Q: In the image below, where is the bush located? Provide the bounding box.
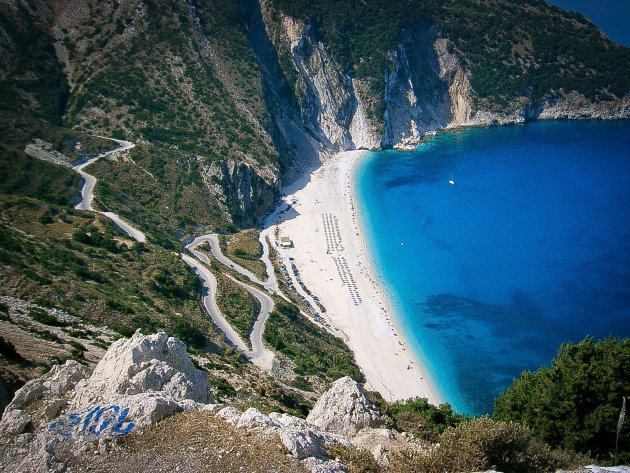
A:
[399,417,589,473]
[28,308,67,327]
[170,319,205,349]
[386,397,469,441]
[233,248,249,259]
[112,325,135,337]
[0,336,24,362]
[325,444,382,473]
[264,300,362,383]
[494,336,630,463]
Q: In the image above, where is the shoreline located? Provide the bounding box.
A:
[268,150,441,403]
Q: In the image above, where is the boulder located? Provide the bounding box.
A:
[70,330,212,409]
[5,360,91,413]
[306,376,381,438]
[224,408,351,461]
[352,427,428,467]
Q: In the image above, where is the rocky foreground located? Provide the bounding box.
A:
[0,331,406,472]
[0,331,627,473]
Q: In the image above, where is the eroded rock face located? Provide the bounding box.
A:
[306,376,381,438]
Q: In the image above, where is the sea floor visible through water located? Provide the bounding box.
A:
[355,119,630,415]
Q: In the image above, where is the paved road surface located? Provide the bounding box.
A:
[184,235,276,369]
[181,254,249,353]
[73,138,146,243]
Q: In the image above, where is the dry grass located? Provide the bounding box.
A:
[68,411,308,473]
[220,230,267,280]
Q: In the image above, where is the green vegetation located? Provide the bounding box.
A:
[215,270,258,344]
[0,196,220,353]
[27,308,68,327]
[325,444,383,473]
[0,336,24,362]
[399,416,589,473]
[495,336,630,463]
[434,0,630,108]
[219,230,268,280]
[265,300,362,383]
[386,397,469,441]
[0,2,68,129]
[170,319,206,349]
[1,4,629,464]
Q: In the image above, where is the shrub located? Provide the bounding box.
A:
[398,417,589,473]
[386,397,469,440]
[325,444,382,473]
[0,336,24,362]
[112,325,135,337]
[170,319,205,349]
[28,308,67,327]
[494,336,630,463]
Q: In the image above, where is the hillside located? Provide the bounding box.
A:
[0,1,629,470]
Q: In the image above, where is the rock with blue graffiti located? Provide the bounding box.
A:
[0,360,92,437]
[0,331,215,473]
[49,404,135,438]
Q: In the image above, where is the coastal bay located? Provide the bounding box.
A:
[356,119,630,415]
[265,151,441,403]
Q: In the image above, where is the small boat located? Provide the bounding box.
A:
[448,172,455,185]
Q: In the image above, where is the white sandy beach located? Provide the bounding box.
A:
[266,150,441,403]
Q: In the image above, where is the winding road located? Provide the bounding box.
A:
[181,253,250,353]
[187,235,277,293]
[73,138,146,243]
[184,235,276,370]
[72,137,279,369]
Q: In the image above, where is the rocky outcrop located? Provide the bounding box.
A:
[69,330,213,409]
[0,331,216,473]
[0,332,387,473]
[202,158,278,227]
[382,27,452,149]
[219,406,351,461]
[0,332,620,473]
[530,91,630,120]
[306,376,382,438]
[255,6,630,158]
[24,139,74,168]
[291,25,356,151]
[255,0,383,159]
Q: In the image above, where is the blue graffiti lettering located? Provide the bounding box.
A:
[49,405,135,438]
[89,405,118,436]
[49,420,70,438]
[81,406,101,433]
[111,407,134,434]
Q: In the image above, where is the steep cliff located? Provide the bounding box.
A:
[263,0,630,153]
[2,0,629,220]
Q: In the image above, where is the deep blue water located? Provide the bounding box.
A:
[355,120,630,416]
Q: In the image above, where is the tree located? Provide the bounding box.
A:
[494,337,630,463]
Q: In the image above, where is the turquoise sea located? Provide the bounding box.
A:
[355,120,630,416]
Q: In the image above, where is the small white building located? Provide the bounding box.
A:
[280,236,293,248]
